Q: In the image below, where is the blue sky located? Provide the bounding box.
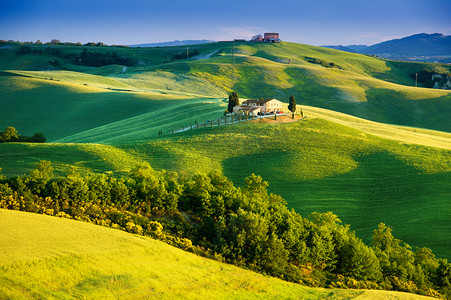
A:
[1,0,450,46]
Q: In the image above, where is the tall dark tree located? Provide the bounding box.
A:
[227,92,239,113]
[288,95,296,119]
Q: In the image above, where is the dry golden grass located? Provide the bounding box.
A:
[302,105,451,150]
[0,209,435,300]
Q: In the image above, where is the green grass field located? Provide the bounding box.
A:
[1,41,450,140]
[1,41,450,296]
[115,115,451,260]
[0,209,435,299]
[0,142,143,176]
[0,71,226,142]
[1,110,449,260]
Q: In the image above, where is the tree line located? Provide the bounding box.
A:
[0,161,449,299]
[5,39,128,47]
[0,127,45,143]
[73,49,136,67]
[15,45,136,67]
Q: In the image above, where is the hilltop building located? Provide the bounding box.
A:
[264,33,280,42]
[251,34,263,42]
[251,33,281,43]
[233,98,283,115]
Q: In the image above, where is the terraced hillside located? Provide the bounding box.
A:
[0,209,436,299]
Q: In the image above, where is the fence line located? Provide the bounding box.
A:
[160,112,303,137]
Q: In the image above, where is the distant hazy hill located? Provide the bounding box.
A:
[130,39,214,48]
[324,33,451,63]
[365,33,451,57]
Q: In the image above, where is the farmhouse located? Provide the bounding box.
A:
[251,33,281,43]
[233,98,283,115]
[251,34,263,42]
[264,33,281,43]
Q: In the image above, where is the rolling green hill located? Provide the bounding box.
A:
[178,43,451,132]
[0,209,436,299]
[1,108,450,261]
[115,114,451,260]
[1,41,451,296]
[1,41,450,142]
[0,70,226,142]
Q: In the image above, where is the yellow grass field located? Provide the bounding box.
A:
[0,209,436,299]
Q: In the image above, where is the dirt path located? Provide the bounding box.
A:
[192,49,220,61]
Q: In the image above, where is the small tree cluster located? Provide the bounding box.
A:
[74,49,135,67]
[0,127,45,143]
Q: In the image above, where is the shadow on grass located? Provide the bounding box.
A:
[223,151,451,260]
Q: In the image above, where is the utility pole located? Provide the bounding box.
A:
[415,73,418,87]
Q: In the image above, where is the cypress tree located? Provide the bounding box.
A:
[227,92,239,113]
[288,95,296,119]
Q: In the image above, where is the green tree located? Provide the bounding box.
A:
[227,92,239,113]
[415,247,439,283]
[336,233,382,281]
[25,160,54,195]
[288,95,296,119]
[261,232,289,276]
[372,223,416,282]
[0,126,18,142]
[0,168,4,181]
[435,259,451,297]
[31,133,46,143]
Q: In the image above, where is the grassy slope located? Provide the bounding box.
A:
[1,42,450,262]
[116,115,451,260]
[0,142,143,176]
[0,71,226,142]
[53,97,227,144]
[0,209,356,299]
[0,209,435,300]
[0,43,230,142]
[162,42,451,132]
[1,110,448,259]
[1,41,450,144]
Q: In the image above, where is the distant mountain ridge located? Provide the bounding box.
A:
[365,33,451,57]
[323,33,451,63]
[130,39,214,48]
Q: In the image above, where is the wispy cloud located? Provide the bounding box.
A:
[217,26,265,41]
